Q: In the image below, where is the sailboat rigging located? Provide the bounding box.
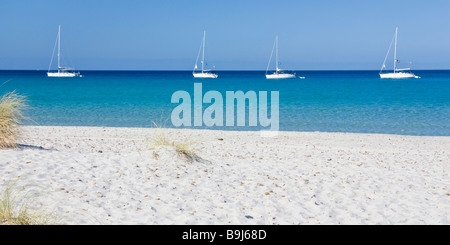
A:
[193,31,218,78]
[265,35,296,79]
[47,25,81,78]
[379,27,419,79]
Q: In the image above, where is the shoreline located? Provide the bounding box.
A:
[20,124,450,138]
[1,126,449,224]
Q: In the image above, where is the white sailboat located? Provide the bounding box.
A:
[265,35,296,79]
[47,25,81,78]
[379,27,419,79]
[193,31,218,78]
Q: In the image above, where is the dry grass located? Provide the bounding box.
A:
[151,131,171,147]
[150,122,203,163]
[152,132,202,163]
[173,141,202,163]
[0,179,55,225]
[0,90,27,149]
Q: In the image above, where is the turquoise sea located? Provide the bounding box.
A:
[1,70,449,136]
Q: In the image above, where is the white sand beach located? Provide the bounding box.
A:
[0,126,449,224]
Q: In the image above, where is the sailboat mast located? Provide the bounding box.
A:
[394,27,398,73]
[275,35,279,71]
[202,31,205,73]
[58,25,61,70]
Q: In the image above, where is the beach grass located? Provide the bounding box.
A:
[151,130,171,147]
[0,179,55,225]
[173,141,202,163]
[152,132,202,163]
[0,91,27,149]
[150,122,203,163]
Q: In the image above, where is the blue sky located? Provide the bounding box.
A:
[0,0,449,70]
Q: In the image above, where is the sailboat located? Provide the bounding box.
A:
[193,31,218,78]
[47,25,81,77]
[265,35,296,79]
[379,27,419,79]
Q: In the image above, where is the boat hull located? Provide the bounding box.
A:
[193,72,218,78]
[379,72,419,79]
[266,73,296,79]
[47,72,79,77]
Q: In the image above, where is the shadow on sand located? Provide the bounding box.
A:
[17,144,56,151]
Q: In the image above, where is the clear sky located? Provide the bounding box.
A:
[0,0,449,70]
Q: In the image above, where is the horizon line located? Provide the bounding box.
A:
[1,69,450,72]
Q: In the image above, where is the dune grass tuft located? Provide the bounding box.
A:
[150,122,204,163]
[173,142,202,163]
[0,179,55,225]
[152,133,201,163]
[0,90,27,149]
[151,131,171,147]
